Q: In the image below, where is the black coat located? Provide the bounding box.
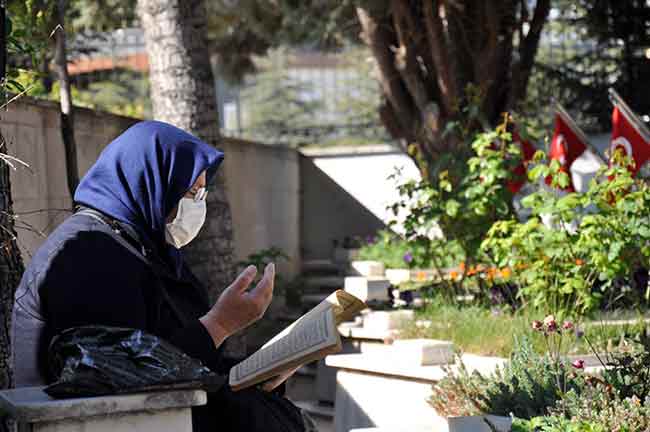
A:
[12,210,305,432]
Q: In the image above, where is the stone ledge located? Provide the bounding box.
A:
[326,353,507,383]
[0,387,207,423]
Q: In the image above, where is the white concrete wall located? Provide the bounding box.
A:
[2,98,301,277]
[299,146,420,260]
[221,138,301,276]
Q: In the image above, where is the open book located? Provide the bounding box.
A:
[229,290,366,391]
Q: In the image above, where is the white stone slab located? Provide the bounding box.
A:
[350,261,385,277]
[326,352,506,383]
[0,387,207,423]
[385,269,410,285]
[0,387,207,432]
[333,369,446,432]
[34,407,194,432]
[344,277,391,302]
[328,353,510,432]
[362,310,414,332]
[391,339,454,366]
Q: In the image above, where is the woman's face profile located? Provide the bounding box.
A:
[166,171,207,223]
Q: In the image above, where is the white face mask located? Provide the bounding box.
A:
[165,190,207,248]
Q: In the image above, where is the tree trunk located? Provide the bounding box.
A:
[54,0,80,199]
[0,141,25,427]
[1,5,25,431]
[356,1,551,178]
[137,0,242,356]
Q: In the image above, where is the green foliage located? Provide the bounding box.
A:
[357,230,413,269]
[482,152,650,317]
[237,246,289,274]
[599,329,650,401]
[528,1,650,133]
[429,338,583,419]
[514,331,650,431]
[403,299,649,357]
[49,71,151,118]
[357,230,464,270]
[392,118,532,300]
[514,394,650,432]
[4,3,46,95]
[239,48,323,147]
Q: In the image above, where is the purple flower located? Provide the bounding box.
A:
[572,359,585,370]
[575,327,585,339]
[403,251,414,264]
[562,321,574,331]
[489,288,504,305]
[532,320,543,331]
[366,235,376,245]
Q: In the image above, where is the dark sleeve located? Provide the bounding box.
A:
[39,230,224,372]
[168,320,226,372]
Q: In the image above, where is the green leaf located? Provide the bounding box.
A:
[445,199,461,217]
[7,79,25,92]
[528,164,546,181]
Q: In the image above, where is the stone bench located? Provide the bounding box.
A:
[0,386,206,432]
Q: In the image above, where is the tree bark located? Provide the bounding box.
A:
[355,1,551,177]
[1,6,25,431]
[54,0,80,200]
[137,0,243,356]
[0,140,25,426]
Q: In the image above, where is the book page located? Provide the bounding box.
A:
[228,290,366,391]
[258,290,365,351]
[229,307,339,390]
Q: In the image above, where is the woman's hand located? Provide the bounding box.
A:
[200,263,275,347]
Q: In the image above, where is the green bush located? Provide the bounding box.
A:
[503,324,650,431]
[482,151,650,317]
[357,230,416,269]
[392,117,532,300]
[429,338,583,419]
[513,395,650,432]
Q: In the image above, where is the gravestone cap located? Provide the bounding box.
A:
[0,386,207,423]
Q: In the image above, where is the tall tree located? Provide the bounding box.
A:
[533,0,650,132]
[136,0,243,356]
[208,1,552,179]
[0,4,26,428]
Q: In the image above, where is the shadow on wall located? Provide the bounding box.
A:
[300,156,386,261]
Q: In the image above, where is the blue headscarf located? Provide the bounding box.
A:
[74,121,224,273]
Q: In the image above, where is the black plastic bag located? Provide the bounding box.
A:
[44,326,225,398]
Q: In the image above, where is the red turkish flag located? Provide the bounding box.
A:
[546,113,588,191]
[610,106,650,175]
[507,131,536,194]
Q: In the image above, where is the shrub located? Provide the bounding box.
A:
[513,395,650,432]
[392,117,532,300]
[482,151,650,317]
[512,324,650,431]
[357,230,420,269]
[429,338,583,419]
